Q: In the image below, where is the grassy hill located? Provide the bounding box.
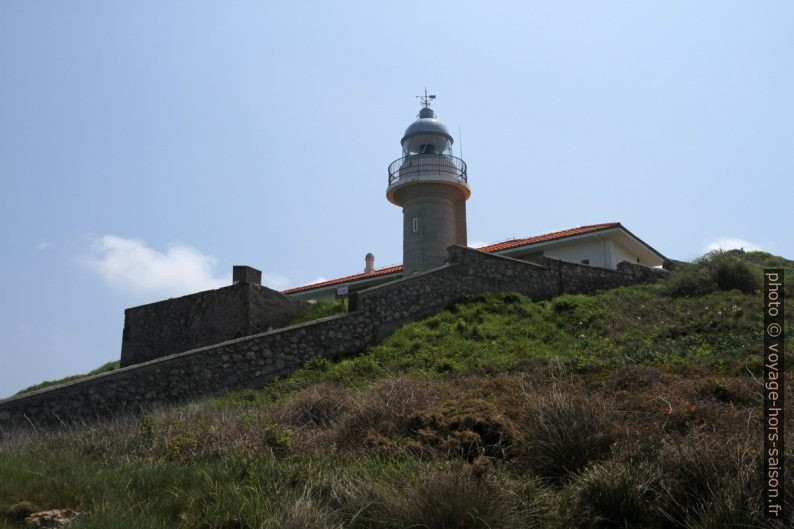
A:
[0,250,792,528]
[14,361,121,396]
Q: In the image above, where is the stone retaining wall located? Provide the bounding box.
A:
[0,245,666,431]
[0,312,373,429]
[121,282,307,367]
[355,246,665,339]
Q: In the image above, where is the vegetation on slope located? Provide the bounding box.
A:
[1,250,792,528]
[14,361,120,396]
[289,298,348,325]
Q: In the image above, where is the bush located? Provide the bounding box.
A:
[709,251,759,293]
[564,460,661,529]
[665,250,760,297]
[524,391,615,483]
[276,384,351,428]
[334,378,436,450]
[665,265,717,297]
[409,396,519,461]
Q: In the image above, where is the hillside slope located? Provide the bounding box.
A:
[0,250,792,529]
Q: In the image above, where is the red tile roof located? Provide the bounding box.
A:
[282,222,622,294]
[283,265,404,294]
[476,222,621,252]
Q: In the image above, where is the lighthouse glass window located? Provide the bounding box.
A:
[404,136,453,157]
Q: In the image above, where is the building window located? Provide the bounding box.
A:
[412,217,419,233]
[581,259,590,265]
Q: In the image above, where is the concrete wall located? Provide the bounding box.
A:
[0,246,665,431]
[543,238,610,268]
[121,283,307,367]
[395,183,468,275]
[609,239,641,267]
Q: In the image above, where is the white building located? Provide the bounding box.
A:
[284,222,665,303]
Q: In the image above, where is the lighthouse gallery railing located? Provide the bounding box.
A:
[387,154,467,186]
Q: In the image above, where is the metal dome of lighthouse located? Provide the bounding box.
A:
[400,106,454,151]
[387,93,469,204]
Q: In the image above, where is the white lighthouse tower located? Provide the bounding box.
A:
[387,93,470,275]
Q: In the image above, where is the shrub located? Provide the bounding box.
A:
[709,251,759,293]
[276,384,351,428]
[665,250,760,297]
[334,378,436,450]
[563,460,661,529]
[665,264,716,297]
[524,391,616,483]
[409,397,519,461]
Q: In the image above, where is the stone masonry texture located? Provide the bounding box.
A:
[120,282,307,367]
[0,246,667,431]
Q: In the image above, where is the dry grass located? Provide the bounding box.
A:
[563,460,660,529]
[521,388,616,484]
[1,367,790,528]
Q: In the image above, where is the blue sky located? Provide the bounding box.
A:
[1,1,791,397]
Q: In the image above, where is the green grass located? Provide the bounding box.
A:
[14,361,120,396]
[289,298,348,325]
[2,251,793,528]
[260,282,786,401]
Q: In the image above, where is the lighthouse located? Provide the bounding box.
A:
[387,94,470,275]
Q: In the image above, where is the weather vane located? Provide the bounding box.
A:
[416,88,436,108]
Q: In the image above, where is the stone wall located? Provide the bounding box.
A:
[353,246,664,339]
[121,282,307,367]
[0,246,666,431]
[1,312,374,428]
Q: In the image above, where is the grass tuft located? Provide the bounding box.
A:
[523,390,616,484]
[564,460,661,529]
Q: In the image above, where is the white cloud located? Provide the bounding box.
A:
[308,276,328,285]
[36,241,53,252]
[469,240,491,249]
[703,237,762,253]
[83,235,230,298]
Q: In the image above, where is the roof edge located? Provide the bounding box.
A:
[282,222,665,295]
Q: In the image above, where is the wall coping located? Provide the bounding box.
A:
[0,311,358,405]
[124,283,243,312]
[353,244,548,298]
